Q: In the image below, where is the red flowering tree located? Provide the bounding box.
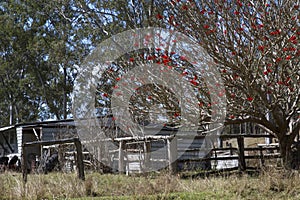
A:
[74,0,298,167]
[96,47,215,130]
[164,0,300,168]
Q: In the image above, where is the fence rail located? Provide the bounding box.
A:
[113,134,280,174]
[178,134,280,172]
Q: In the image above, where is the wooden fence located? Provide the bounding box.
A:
[20,134,281,179]
[22,138,85,182]
[112,134,280,174]
[179,134,280,172]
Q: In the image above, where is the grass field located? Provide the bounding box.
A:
[1,169,300,200]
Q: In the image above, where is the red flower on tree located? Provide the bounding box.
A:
[180,55,187,61]
[258,46,265,52]
[161,54,169,59]
[203,24,210,29]
[174,112,180,117]
[234,11,240,15]
[218,92,224,97]
[286,55,292,60]
[247,97,254,101]
[182,5,188,10]
[182,71,188,76]
[168,15,175,23]
[270,30,281,35]
[190,75,199,86]
[190,79,198,86]
[289,35,296,42]
[156,13,163,20]
[163,59,170,65]
[147,55,154,60]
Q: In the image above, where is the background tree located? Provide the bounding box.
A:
[0,0,120,124]
[0,0,168,125]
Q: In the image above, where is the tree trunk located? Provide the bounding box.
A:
[63,66,67,119]
[9,103,13,125]
[279,137,293,169]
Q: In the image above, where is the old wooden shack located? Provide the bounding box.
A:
[0,119,76,169]
[0,118,217,173]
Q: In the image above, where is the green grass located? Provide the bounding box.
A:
[1,169,300,200]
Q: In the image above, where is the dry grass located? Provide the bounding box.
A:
[1,169,300,199]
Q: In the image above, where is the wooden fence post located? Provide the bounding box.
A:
[237,136,246,171]
[259,146,265,167]
[144,141,151,171]
[22,144,27,183]
[118,141,125,173]
[74,139,85,181]
[167,136,178,174]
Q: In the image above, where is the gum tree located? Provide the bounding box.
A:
[0,0,112,123]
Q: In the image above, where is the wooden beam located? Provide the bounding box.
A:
[114,135,175,142]
[259,146,265,168]
[237,136,246,171]
[74,140,85,181]
[32,128,40,141]
[176,134,277,140]
[118,141,125,173]
[167,136,178,174]
[143,142,151,172]
[23,138,79,147]
[22,144,27,183]
[179,156,239,162]
[0,132,14,153]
